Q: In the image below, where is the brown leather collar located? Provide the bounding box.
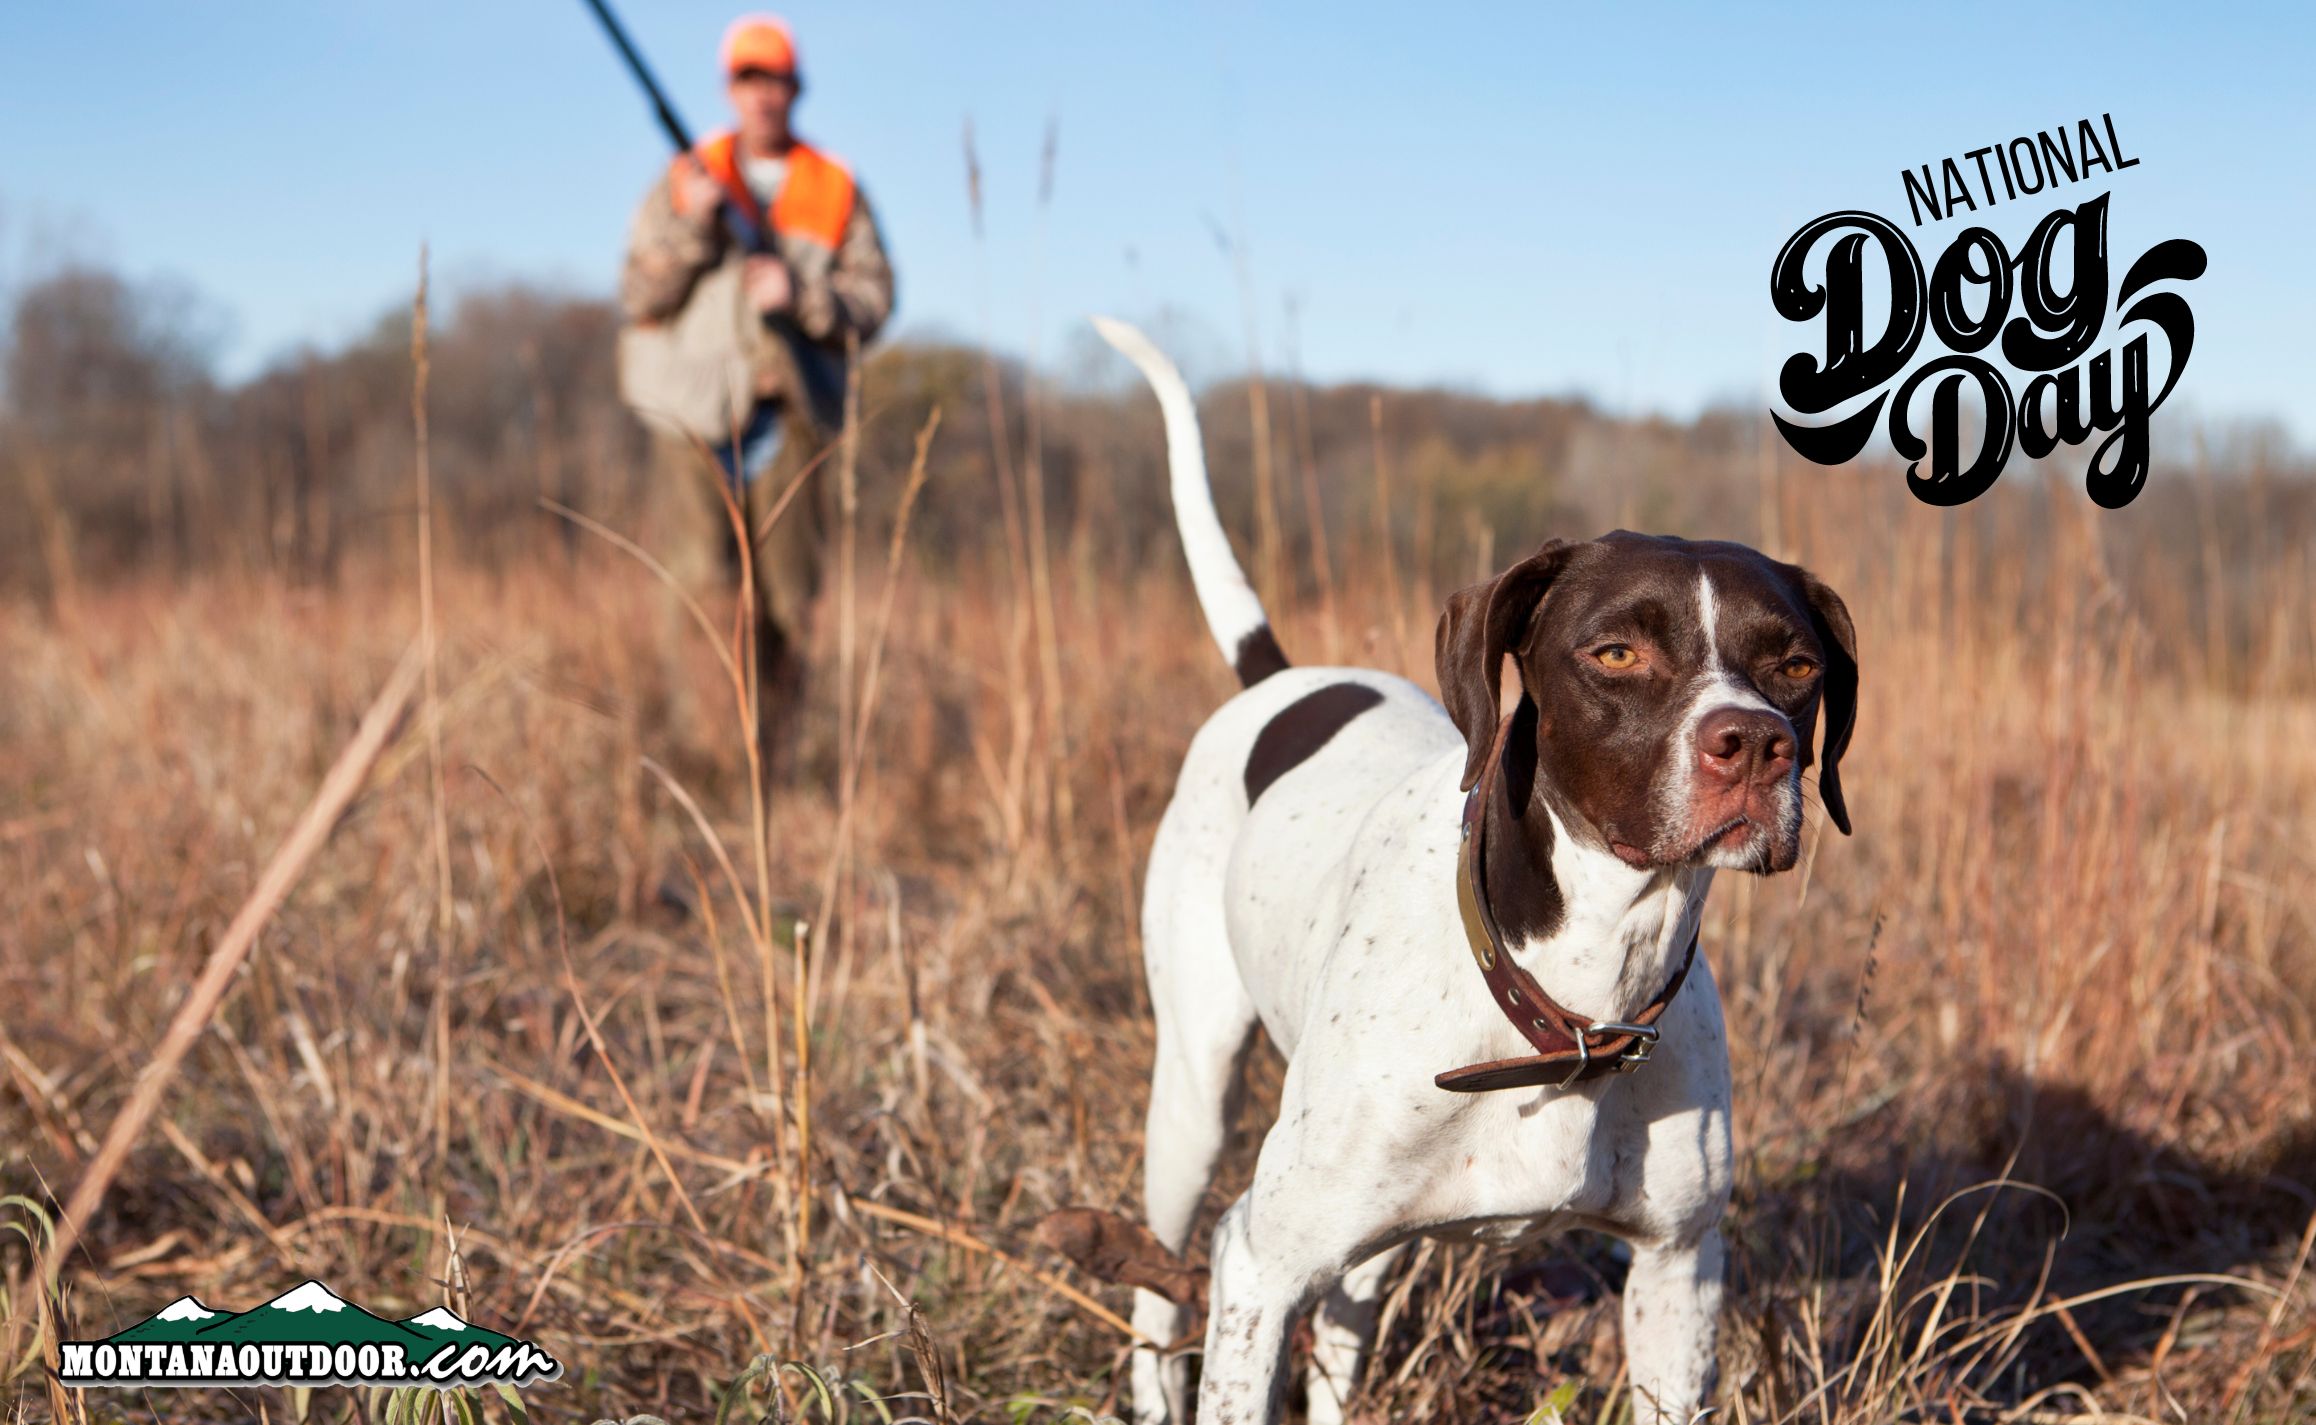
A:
[1435,713,1698,1094]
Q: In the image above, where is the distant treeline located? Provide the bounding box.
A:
[3,261,2309,664]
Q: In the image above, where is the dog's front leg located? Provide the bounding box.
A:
[1199,1191,1336,1425]
[1620,1227,1725,1425]
[1303,1242,1406,1425]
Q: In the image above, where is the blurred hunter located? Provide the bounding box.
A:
[618,13,895,742]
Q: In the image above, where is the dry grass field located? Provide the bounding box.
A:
[3,400,2313,1423]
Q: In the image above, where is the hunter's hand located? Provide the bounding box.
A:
[743,255,794,315]
[673,160,727,223]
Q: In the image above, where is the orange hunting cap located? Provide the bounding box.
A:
[721,14,799,78]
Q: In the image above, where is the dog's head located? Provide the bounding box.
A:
[1436,532,1858,873]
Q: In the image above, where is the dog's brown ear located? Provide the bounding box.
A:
[1794,567,1858,835]
[1436,539,1575,790]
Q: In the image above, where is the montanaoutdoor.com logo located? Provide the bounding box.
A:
[59,1280,562,1390]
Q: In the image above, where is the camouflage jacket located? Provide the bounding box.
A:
[620,135,894,408]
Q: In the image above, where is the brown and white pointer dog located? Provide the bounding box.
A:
[1092,319,1858,1425]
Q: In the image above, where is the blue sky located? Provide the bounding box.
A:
[4,2,2309,444]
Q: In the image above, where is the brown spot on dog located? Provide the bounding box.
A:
[1244,682,1385,803]
[1233,624,1290,686]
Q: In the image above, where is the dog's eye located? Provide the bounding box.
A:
[1592,644,1641,671]
[1780,656,1820,680]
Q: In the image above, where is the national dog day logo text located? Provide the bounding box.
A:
[1769,113,2206,509]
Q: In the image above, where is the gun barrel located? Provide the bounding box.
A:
[577,0,773,251]
[578,0,694,153]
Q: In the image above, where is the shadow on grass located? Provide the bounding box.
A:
[1353,1056,2315,1419]
[1735,1055,2315,1373]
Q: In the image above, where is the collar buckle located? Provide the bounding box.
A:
[1588,1020,1661,1072]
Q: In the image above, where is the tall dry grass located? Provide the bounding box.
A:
[0,412,2311,1424]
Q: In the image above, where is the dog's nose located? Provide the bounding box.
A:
[1695,706,1796,784]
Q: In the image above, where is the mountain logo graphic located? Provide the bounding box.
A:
[58,1280,561,1390]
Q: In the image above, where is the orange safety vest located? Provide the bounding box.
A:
[673,133,857,251]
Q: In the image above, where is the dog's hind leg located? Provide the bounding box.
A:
[1132,802,1258,1425]
[1132,1001,1254,1424]
[1303,1241,1406,1425]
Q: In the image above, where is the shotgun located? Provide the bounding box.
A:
[579,0,846,434]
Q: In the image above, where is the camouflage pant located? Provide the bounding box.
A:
[644,407,830,742]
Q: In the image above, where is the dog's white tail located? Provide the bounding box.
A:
[1092,316,1287,686]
